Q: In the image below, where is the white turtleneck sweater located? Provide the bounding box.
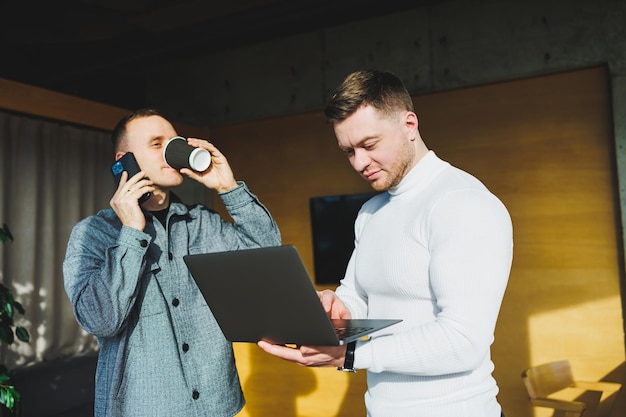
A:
[335,151,513,417]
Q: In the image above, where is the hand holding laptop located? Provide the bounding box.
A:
[317,289,351,320]
[256,289,352,366]
[257,339,348,368]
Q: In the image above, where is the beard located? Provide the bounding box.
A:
[369,142,416,191]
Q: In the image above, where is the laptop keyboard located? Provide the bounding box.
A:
[335,326,374,340]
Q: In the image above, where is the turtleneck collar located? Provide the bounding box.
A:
[388,150,449,197]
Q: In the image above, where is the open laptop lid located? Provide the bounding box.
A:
[183,245,400,346]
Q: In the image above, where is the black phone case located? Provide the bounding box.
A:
[111,152,151,204]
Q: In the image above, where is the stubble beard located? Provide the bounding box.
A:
[370,143,416,191]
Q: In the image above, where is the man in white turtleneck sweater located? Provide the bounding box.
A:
[258,70,513,417]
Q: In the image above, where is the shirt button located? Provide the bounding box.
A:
[168,252,173,260]
[182,343,189,352]
[172,298,179,307]
[139,239,148,247]
[192,390,200,400]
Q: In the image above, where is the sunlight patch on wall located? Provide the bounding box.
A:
[528,294,624,379]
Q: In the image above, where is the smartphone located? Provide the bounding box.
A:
[111,152,151,204]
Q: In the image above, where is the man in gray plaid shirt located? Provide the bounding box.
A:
[64,108,281,417]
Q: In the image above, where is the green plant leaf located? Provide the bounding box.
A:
[0,384,16,411]
[15,326,29,343]
[0,388,7,406]
[13,301,25,315]
[0,325,14,345]
[0,224,27,412]
[3,302,13,319]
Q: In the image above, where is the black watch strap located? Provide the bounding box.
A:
[337,341,357,372]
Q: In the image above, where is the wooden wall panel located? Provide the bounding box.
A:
[0,77,210,138]
[0,78,128,131]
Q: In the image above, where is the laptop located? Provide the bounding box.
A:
[183,245,401,346]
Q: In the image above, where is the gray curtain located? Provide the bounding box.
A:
[0,110,112,367]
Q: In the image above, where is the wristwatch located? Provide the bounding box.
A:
[337,341,357,372]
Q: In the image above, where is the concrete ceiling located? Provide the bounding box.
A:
[1,0,423,109]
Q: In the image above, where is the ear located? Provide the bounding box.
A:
[404,111,418,139]
[115,151,126,161]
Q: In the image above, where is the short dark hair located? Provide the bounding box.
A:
[324,70,414,123]
[111,108,164,151]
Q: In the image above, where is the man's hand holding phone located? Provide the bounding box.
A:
[112,153,152,204]
[110,153,154,231]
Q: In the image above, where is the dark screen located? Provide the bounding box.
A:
[309,192,378,284]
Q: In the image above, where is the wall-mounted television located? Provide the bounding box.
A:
[309,192,379,284]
